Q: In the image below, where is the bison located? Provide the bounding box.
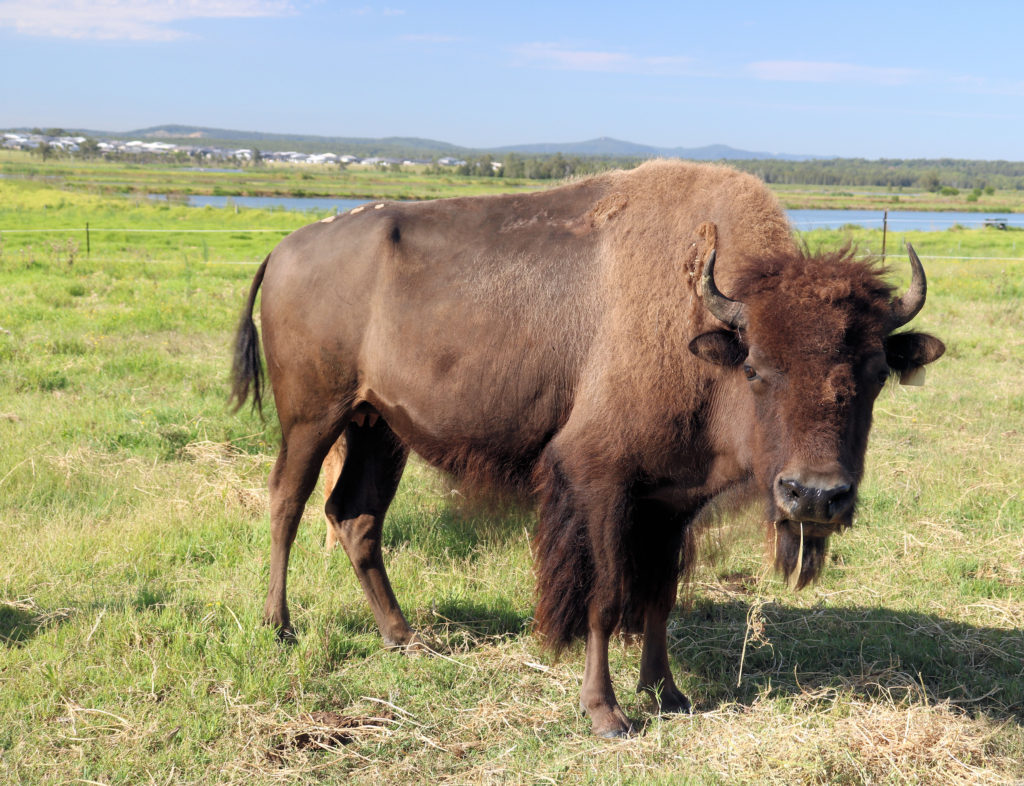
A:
[229,160,944,738]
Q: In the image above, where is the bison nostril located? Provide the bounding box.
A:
[827,484,853,515]
[779,478,802,500]
[776,477,806,516]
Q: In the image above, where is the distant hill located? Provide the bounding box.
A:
[492,136,827,161]
[120,125,469,159]
[31,124,825,161]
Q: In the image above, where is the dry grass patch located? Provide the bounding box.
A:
[180,440,272,517]
[200,626,1024,784]
[666,692,1015,785]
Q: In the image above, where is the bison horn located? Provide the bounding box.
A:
[889,243,927,329]
[701,248,748,330]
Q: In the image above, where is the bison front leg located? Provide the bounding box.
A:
[637,596,691,714]
[634,508,691,714]
[534,452,635,738]
[580,602,636,738]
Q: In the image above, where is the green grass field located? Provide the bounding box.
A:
[5,149,1024,212]
[1,176,1022,784]
[0,150,546,203]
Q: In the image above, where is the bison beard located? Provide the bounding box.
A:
[771,522,830,590]
[230,159,944,739]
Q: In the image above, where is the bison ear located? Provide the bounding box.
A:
[885,332,945,385]
[689,330,747,367]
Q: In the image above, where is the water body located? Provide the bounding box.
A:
[181,194,372,213]
[156,194,1022,231]
[788,209,1022,231]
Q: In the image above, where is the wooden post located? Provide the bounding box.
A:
[86,222,90,257]
[881,210,888,260]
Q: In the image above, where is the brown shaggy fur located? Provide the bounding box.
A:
[232,159,944,737]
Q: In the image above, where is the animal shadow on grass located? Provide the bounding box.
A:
[381,493,532,563]
[671,596,1024,723]
[318,602,530,670]
[0,601,46,646]
[428,600,531,642]
[320,500,532,658]
[1,588,171,648]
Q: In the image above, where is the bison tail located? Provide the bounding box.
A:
[532,456,594,651]
[228,254,269,416]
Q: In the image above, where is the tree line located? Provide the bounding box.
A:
[727,158,1024,191]
[27,136,1024,191]
[441,153,1024,191]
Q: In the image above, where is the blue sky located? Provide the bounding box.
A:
[1,1,1021,159]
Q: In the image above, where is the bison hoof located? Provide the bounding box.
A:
[638,682,692,714]
[383,629,434,654]
[658,690,692,715]
[596,725,636,739]
[275,625,297,644]
[583,704,636,739]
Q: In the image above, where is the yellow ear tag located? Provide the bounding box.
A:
[899,366,926,386]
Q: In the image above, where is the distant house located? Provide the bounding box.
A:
[0,132,378,168]
[3,133,37,150]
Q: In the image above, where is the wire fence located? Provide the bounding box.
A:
[2,224,1023,264]
[0,228,289,234]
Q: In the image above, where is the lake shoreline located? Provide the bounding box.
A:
[151,193,1024,231]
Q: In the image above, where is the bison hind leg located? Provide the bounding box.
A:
[265,418,346,637]
[325,417,415,649]
[322,437,346,550]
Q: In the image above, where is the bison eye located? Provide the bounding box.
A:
[743,364,758,381]
[876,369,890,387]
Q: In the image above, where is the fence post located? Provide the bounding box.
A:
[881,210,887,260]
[86,222,90,257]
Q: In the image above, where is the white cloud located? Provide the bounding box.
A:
[748,60,922,86]
[0,0,294,41]
[514,43,696,76]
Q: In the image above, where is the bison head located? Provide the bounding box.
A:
[689,241,944,588]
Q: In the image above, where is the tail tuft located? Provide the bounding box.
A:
[229,255,269,417]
